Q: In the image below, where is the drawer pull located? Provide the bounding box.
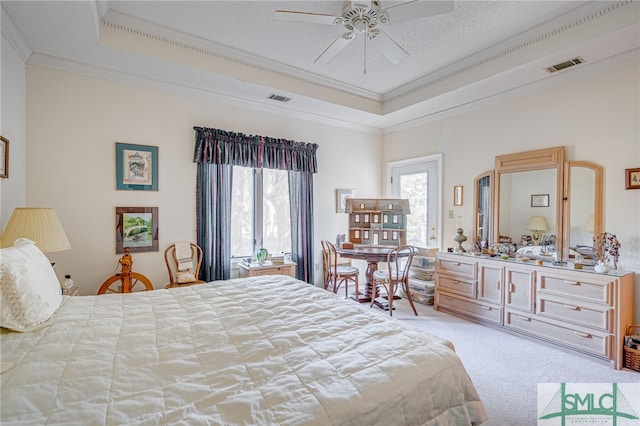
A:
[481,306,492,310]
[497,280,501,290]
[516,315,531,321]
[563,280,580,286]
[562,304,580,311]
[574,331,592,339]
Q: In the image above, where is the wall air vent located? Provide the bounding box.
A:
[545,57,585,73]
[267,94,291,103]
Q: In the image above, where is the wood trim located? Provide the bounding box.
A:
[495,146,564,173]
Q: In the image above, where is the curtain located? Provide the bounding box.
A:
[193,127,318,282]
[288,170,314,283]
[196,163,232,281]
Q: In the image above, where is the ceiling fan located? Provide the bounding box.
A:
[275,0,453,71]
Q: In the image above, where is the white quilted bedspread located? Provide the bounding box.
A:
[1,275,487,425]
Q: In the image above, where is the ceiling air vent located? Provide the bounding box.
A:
[267,94,291,103]
[545,57,585,73]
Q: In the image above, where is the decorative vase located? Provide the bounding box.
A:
[594,261,609,274]
[256,247,268,265]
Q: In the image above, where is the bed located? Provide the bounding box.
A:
[1,239,487,425]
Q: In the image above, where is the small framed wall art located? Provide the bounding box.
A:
[625,167,640,190]
[336,188,356,213]
[0,136,8,179]
[116,142,158,191]
[531,194,549,207]
[115,207,158,253]
[453,185,463,206]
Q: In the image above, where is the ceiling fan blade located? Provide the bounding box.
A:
[382,1,454,23]
[314,32,356,64]
[369,30,408,64]
[274,10,342,25]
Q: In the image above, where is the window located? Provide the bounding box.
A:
[231,167,291,258]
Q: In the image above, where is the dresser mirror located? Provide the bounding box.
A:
[472,171,493,249]
[563,161,603,263]
[476,146,604,263]
[493,146,565,257]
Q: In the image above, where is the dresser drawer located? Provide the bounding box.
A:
[537,272,611,304]
[436,292,502,324]
[436,275,476,297]
[505,309,610,358]
[436,256,477,279]
[537,294,612,332]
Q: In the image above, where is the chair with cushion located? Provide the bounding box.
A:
[371,245,418,316]
[164,242,206,289]
[321,240,359,298]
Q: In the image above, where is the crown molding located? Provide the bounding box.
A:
[1,4,33,62]
[26,53,383,135]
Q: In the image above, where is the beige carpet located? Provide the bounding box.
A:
[361,296,639,425]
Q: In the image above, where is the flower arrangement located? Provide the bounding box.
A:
[594,232,620,269]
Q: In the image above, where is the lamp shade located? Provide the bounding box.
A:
[526,216,548,231]
[1,208,71,253]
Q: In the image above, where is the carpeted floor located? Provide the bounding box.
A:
[362,297,639,425]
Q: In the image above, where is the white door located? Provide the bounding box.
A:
[388,155,442,248]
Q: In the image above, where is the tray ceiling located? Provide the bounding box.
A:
[2,1,639,131]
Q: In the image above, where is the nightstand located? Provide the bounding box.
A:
[238,261,296,278]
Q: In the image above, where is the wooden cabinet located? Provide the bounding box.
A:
[345,198,410,246]
[435,252,634,369]
[238,261,296,278]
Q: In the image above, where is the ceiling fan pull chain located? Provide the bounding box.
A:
[363,29,367,74]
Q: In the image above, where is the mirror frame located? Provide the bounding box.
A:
[494,146,565,256]
[562,161,603,261]
[473,170,494,250]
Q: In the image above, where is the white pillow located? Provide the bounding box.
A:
[0,238,63,332]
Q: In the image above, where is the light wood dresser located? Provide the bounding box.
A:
[435,252,635,369]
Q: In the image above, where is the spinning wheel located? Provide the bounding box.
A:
[97,248,154,294]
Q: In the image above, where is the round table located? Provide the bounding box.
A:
[336,245,414,308]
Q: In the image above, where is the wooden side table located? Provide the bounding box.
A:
[238,261,296,278]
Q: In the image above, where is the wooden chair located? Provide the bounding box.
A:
[321,240,359,298]
[164,242,206,289]
[371,245,418,316]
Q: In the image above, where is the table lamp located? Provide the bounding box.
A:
[1,208,71,254]
[527,216,548,245]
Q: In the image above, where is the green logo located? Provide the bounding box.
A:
[539,383,639,425]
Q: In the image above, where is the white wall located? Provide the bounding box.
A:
[382,60,640,321]
[0,30,26,228]
[21,66,381,294]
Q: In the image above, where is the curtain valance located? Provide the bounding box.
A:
[193,127,318,173]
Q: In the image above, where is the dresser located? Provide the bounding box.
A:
[435,252,635,369]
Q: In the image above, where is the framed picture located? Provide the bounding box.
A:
[0,136,9,179]
[625,168,640,190]
[531,194,549,207]
[116,142,158,191]
[336,188,356,213]
[115,207,158,253]
[453,185,463,206]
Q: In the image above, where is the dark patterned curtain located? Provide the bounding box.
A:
[196,163,232,281]
[193,127,318,282]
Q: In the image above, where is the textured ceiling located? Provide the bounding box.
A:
[2,1,639,130]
